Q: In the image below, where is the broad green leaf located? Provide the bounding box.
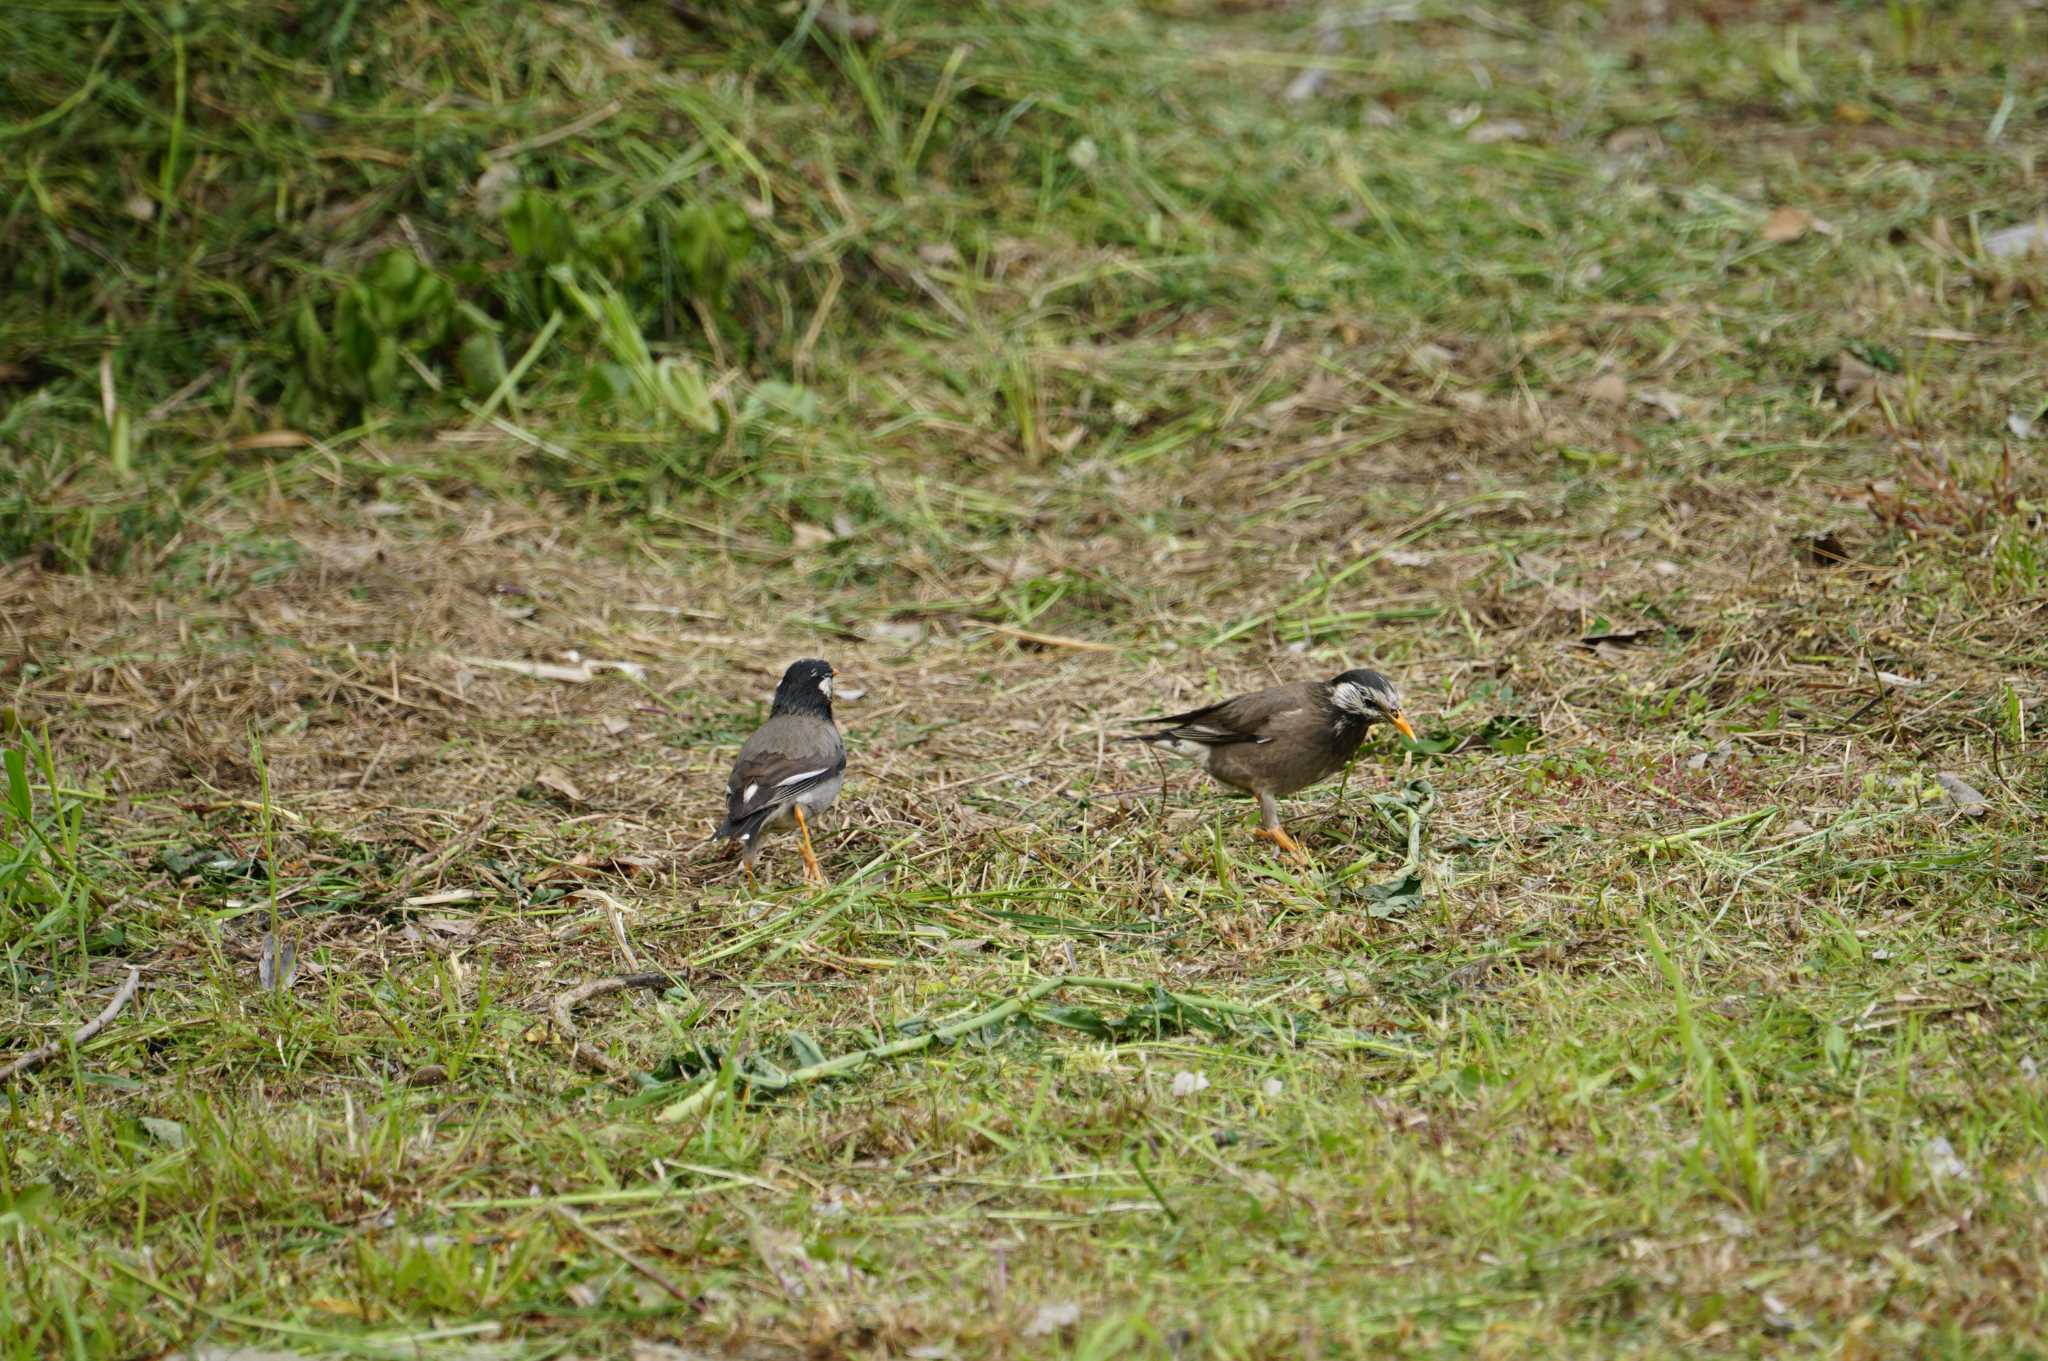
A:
[457,332,508,398]
[140,1117,189,1149]
[1347,871,1423,919]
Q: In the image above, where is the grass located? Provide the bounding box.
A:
[4,0,2048,1355]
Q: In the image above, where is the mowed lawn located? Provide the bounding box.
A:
[3,2,2046,1357]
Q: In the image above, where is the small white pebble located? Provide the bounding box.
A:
[1923,1136,1972,1182]
[1024,1301,1081,1337]
[1170,1070,1209,1098]
[1262,1077,1283,1099]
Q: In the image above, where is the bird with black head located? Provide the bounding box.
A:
[713,658,846,886]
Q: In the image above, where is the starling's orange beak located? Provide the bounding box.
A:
[1391,713,1418,742]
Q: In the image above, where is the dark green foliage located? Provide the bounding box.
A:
[672,199,752,306]
[292,249,455,411]
[1,4,769,448]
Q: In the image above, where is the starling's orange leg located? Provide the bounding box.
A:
[792,805,828,885]
[1253,824,1312,867]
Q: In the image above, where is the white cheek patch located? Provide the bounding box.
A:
[776,768,828,787]
[1337,682,1399,717]
[742,783,759,804]
[820,676,834,698]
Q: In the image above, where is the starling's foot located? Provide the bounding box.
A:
[793,806,829,886]
[1252,825,1312,867]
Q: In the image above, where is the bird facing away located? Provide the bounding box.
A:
[1125,668,1416,864]
[713,658,846,886]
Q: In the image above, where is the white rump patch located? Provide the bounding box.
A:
[776,768,828,787]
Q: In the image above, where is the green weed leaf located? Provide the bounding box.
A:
[503,189,576,264]
[139,1117,189,1148]
[457,332,508,398]
[1360,871,1423,918]
[2,748,29,823]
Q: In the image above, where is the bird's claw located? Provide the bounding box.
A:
[793,806,831,888]
[1252,826,1312,867]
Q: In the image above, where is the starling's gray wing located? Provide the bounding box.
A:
[715,714,845,844]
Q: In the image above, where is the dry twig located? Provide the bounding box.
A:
[970,621,1121,653]
[550,970,686,1077]
[551,1202,694,1302]
[0,967,142,1084]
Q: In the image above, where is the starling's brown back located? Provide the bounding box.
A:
[1196,681,1370,796]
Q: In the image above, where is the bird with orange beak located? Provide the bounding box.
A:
[1125,668,1417,865]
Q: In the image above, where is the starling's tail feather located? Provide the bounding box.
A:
[1121,709,1194,739]
[711,801,782,845]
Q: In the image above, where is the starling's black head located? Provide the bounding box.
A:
[1327,668,1417,739]
[770,658,837,719]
